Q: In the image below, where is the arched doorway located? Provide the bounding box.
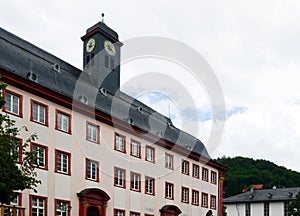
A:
[159,205,182,216]
[87,206,99,216]
[77,188,110,216]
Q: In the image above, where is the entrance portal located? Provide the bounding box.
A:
[77,188,110,216]
[159,205,182,216]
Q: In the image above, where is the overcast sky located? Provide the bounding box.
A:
[1,0,300,172]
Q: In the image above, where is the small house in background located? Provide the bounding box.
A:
[223,187,300,216]
[242,184,264,193]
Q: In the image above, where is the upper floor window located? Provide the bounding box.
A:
[130,212,140,216]
[30,195,47,216]
[3,90,22,117]
[192,164,200,178]
[114,167,126,188]
[264,202,270,216]
[31,100,48,126]
[211,171,217,184]
[165,153,173,169]
[145,146,155,163]
[56,109,71,134]
[86,122,100,143]
[114,209,125,216]
[246,202,251,216]
[55,199,71,216]
[31,143,48,170]
[201,193,208,208]
[182,160,189,175]
[192,190,199,206]
[55,149,71,175]
[130,172,141,192]
[130,140,141,158]
[115,133,126,153]
[202,167,209,182]
[86,158,99,182]
[181,187,189,203]
[165,182,174,200]
[210,195,217,209]
[145,176,155,195]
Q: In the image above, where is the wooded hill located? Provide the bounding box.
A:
[216,156,300,198]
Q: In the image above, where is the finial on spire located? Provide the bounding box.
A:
[101,13,105,23]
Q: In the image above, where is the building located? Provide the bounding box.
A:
[223,187,300,216]
[0,20,226,216]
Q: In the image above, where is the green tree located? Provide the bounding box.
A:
[288,191,300,216]
[0,79,40,204]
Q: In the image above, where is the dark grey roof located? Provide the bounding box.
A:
[0,26,212,161]
[223,187,300,203]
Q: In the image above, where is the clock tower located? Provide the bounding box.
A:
[81,17,123,95]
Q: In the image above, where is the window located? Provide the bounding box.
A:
[11,193,21,216]
[201,193,208,208]
[114,167,126,188]
[202,167,209,181]
[3,90,22,117]
[264,202,269,216]
[245,203,251,216]
[192,190,199,206]
[145,176,155,195]
[130,172,141,192]
[56,110,71,134]
[86,158,99,181]
[181,187,189,203]
[211,171,217,184]
[130,211,140,216]
[55,150,71,175]
[31,100,48,126]
[55,199,71,216]
[86,122,100,143]
[114,209,125,216]
[165,182,174,200]
[31,143,48,170]
[130,140,141,158]
[30,195,47,216]
[210,195,217,209]
[192,164,199,178]
[165,153,173,169]
[145,146,155,163]
[115,133,126,153]
[182,160,189,175]
[105,55,115,70]
[284,201,289,216]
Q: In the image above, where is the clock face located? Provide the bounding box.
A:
[104,40,116,56]
[86,38,96,53]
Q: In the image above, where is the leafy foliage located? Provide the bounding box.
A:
[288,191,300,216]
[0,79,40,203]
[217,156,300,197]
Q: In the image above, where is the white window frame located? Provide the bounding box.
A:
[87,122,99,143]
[131,172,141,191]
[5,91,21,115]
[145,176,155,195]
[115,134,125,152]
[192,190,199,205]
[130,140,140,158]
[87,159,98,181]
[115,167,125,188]
[31,197,45,216]
[146,146,154,162]
[182,160,189,175]
[181,187,189,203]
[32,144,46,168]
[201,193,208,207]
[56,151,69,174]
[32,102,46,124]
[165,182,173,199]
[57,111,70,133]
[165,153,173,169]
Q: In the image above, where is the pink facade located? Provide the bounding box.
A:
[0,21,226,216]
